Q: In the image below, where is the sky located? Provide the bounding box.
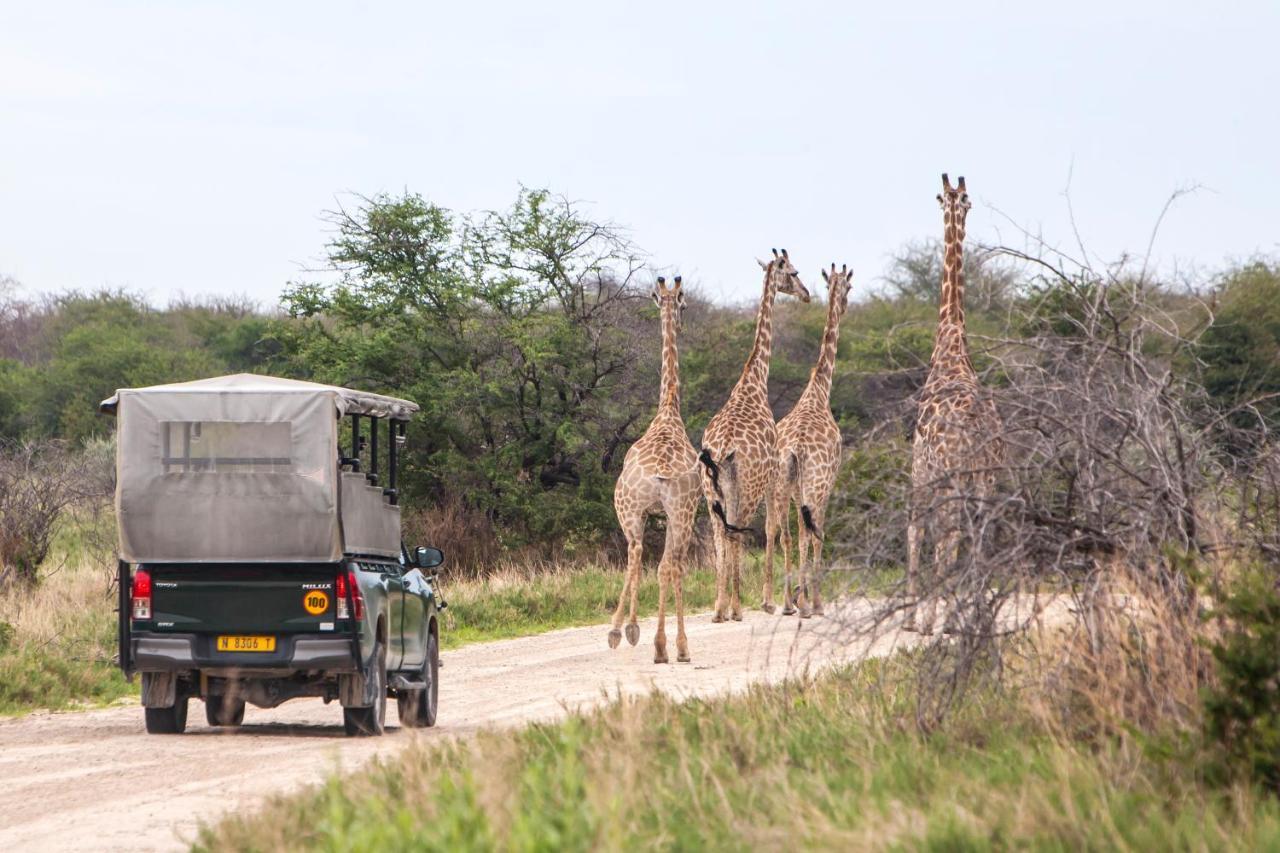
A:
[2,1,1277,307]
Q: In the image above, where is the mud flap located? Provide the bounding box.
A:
[339,658,378,708]
[141,671,177,708]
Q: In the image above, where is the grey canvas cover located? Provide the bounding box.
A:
[102,374,418,564]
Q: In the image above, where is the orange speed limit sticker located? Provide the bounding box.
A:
[303,590,330,615]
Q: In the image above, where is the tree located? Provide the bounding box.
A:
[276,189,657,549]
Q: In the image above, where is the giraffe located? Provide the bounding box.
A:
[765,263,853,618]
[699,249,810,623]
[609,276,702,663]
[904,174,1005,635]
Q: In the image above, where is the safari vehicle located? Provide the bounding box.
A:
[101,374,445,736]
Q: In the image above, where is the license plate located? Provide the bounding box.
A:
[216,635,276,652]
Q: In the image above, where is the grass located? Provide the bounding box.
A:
[193,652,1280,852]
[438,556,771,649]
[0,513,134,715]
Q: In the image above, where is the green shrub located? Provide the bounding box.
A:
[1203,566,1280,791]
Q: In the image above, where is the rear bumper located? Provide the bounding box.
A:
[132,632,359,673]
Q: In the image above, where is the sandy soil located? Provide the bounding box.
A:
[0,603,912,852]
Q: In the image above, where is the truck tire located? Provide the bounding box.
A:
[205,693,246,727]
[343,638,387,737]
[144,696,189,734]
[398,630,439,728]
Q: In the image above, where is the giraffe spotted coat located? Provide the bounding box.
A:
[766,263,852,617]
[699,249,810,622]
[610,276,701,663]
[906,174,1006,634]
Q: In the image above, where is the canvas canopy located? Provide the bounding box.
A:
[101,374,419,564]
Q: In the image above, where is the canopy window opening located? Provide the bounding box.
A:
[160,421,293,474]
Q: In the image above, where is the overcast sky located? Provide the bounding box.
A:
[2,1,1277,306]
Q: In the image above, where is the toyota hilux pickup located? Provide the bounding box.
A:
[102,373,445,736]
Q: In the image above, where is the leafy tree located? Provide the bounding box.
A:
[276,189,654,549]
[1200,260,1280,429]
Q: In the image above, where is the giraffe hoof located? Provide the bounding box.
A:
[800,608,812,620]
[608,629,622,649]
[782,606,796,616]
[761,602,776,615]
[654,651,669,665]
[625,623,640,646]
[731,610,743,622]
[677,651,691,663]
[712,613,726,624]
[812,604,825,617]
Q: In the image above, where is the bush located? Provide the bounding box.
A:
[1203,566,1280,791]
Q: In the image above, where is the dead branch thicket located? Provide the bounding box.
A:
[0,438,114,587]
[825,236,1279,730]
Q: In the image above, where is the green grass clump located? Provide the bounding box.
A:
[195,656,1280,852]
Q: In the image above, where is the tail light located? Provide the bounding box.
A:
[131,568,152,620]
[337,569,364,621]
[336,572,350,620]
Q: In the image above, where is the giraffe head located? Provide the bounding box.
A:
[651,275,687,329]
[819,263,853,315]
[757,248,811,302]
[937,173,971,225]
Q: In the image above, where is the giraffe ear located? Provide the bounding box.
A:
[821,268,830,282]
[651,290,660,307]
[758,258,770,271]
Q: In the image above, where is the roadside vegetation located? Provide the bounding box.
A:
[440,557,769,650]
[195,598,1280,852]
[0,513,130,715]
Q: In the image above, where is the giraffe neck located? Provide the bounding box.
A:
[804,292,844,404]
[739,268,777,393]
[657,299,681,413]
[932,208,971,367]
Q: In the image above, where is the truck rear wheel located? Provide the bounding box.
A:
[398,631,439,728]
[343,639,387,737]
[205,693,246,727]
[144,697,189,734]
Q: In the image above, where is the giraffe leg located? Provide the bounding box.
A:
[671,494,696,662]
[809,508,826,617]
[610,511,645,648]
[762,485,780,614]
[729,535,743,621]
[780,502,796,616]
[625,535,643,646]
[932,530,962,636]
[711,512,728,623]
[654,557,670,664]
[796,508,812,619]
[903,513,923,632]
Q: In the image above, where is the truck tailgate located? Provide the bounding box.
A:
[148,564,342,634]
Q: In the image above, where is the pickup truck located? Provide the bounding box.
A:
[102,374,445,736]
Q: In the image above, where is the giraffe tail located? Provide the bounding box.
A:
[791,450,822,540]
[800,505,822,540]
[701,449,755,538]
[711,500,756,538]
[698,449,724,499]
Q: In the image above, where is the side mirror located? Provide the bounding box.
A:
[414,546,444,569]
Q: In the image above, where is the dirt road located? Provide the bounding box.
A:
[0,604,904,852]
